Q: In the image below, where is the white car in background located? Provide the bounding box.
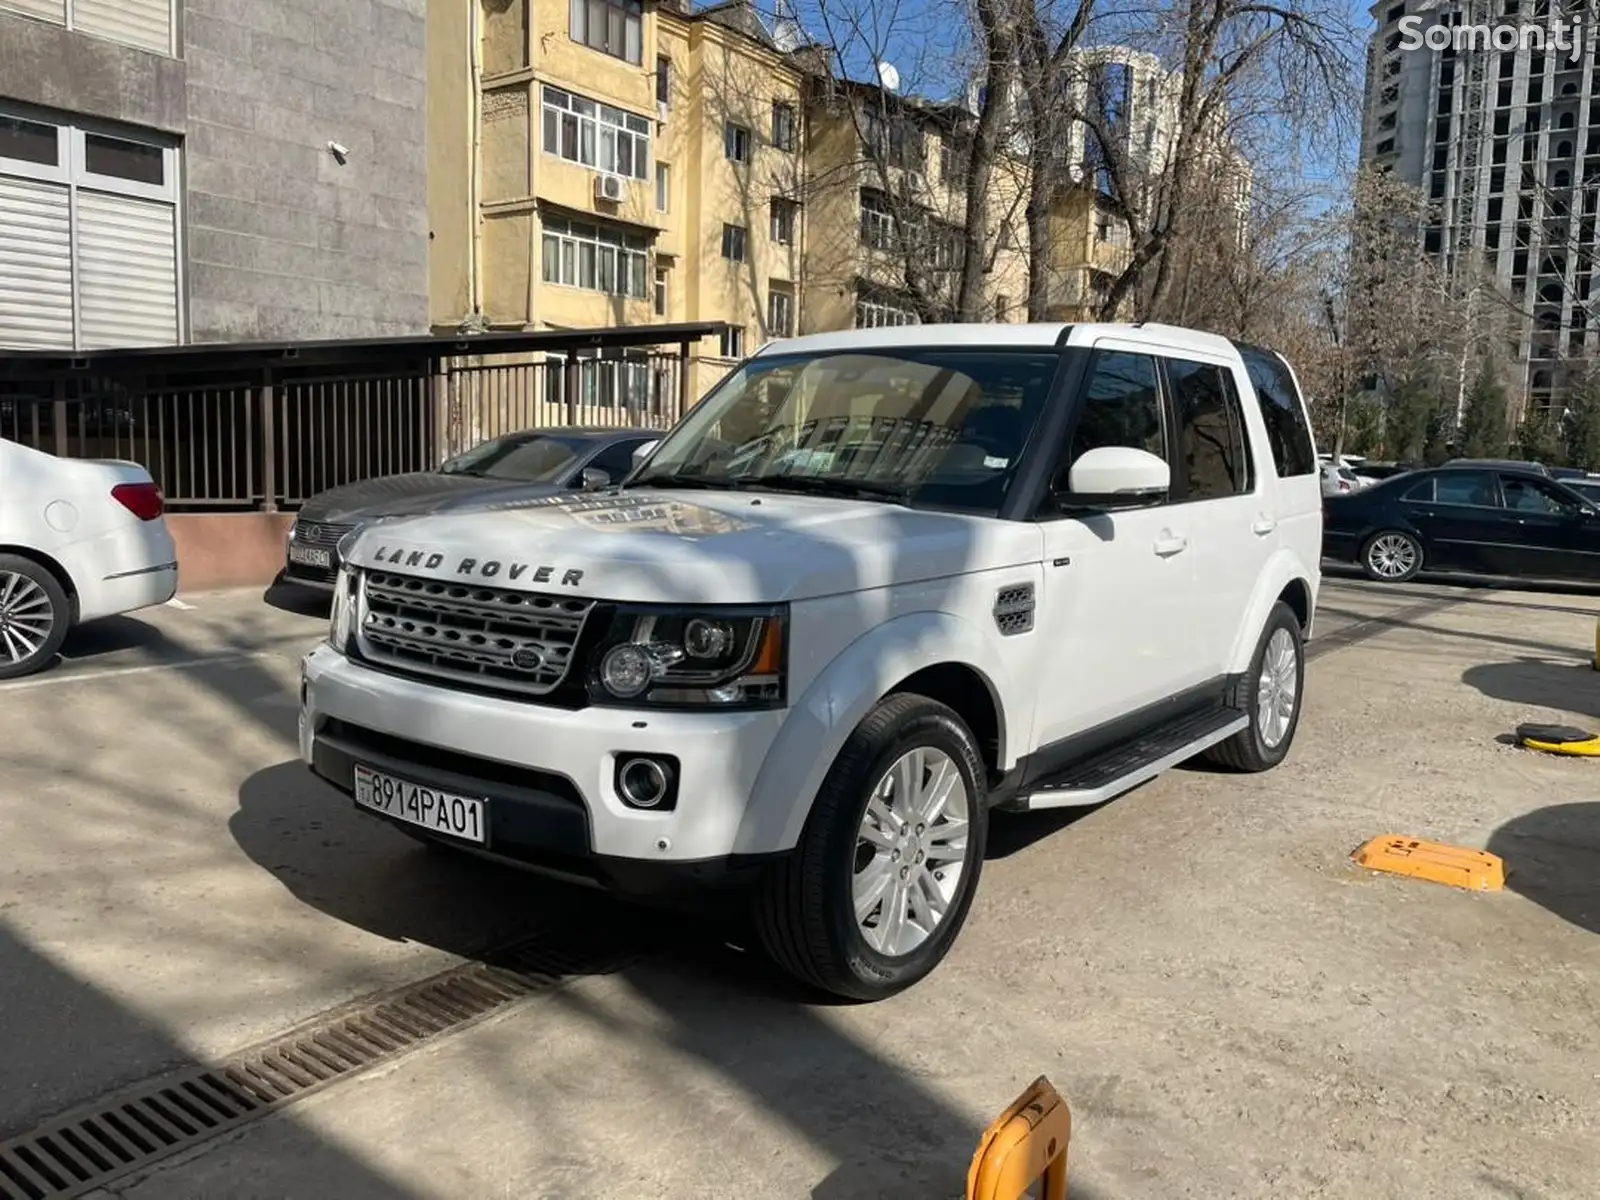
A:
[0,439,178,679]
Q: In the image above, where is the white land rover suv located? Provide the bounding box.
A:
[299,322,1322,1001]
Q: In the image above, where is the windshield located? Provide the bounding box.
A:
[438,432,588,483]
[629,348,1063,514]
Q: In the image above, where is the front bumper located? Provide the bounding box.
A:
[299,644,791,877]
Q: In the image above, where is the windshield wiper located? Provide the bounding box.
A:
[739,475,911,505]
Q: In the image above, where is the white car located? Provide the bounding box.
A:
[298,322,1322,1000]
[0,439,179,679]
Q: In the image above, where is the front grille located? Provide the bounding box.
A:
[293,520,354,550]
[356,569,597,696]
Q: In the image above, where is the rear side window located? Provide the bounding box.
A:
[1430,470,1498,506]
[1238,345,1317,478]
[1166,357,1251,501]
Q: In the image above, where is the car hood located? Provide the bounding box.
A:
[296,472,561,524]
[341,488,1042,604]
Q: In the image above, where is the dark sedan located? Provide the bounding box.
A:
[283,426,662,588]
[1323,463,1600,583]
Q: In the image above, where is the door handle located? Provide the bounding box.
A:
[1252,517,1277,536]
[1153,534,1188,557]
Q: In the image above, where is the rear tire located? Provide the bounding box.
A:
[755,693,989,1002]
[0,554,70,681]
[1205,600,1305,773]
[1361,530,1423,582]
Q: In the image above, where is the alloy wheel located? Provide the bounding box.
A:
[1256,627,1299,749]
[0,571,54,667]
[1367,533,1418,580]
[852,746,971,957]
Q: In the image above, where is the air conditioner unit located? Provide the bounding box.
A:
[594,173,625,203]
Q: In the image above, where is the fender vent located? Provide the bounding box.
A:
[993,583,1035,636]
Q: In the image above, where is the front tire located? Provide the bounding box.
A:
[1361,530,1423,582]
[755,693,989,1002]
[0,555,70,681]
[1205,600,1305,773]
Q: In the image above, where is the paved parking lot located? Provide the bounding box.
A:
[2,571,1599,1198]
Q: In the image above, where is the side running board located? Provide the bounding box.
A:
[1002,705,1248,812]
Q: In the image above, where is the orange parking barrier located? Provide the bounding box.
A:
[966,1076,1071,1200]
[1351,835,1505,892]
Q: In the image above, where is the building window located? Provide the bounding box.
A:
[721,223,747,262]
[0,109,180,350]
[570,0,642,65]
[994,294,1009,322]
[724,122,752,164]
[771,101,797,152]
[541,86,651,180]
[656,56,672,106]
[860,189,897,250]
[653,266,668,317]
[0,0,173,56]
[861,109,924,171]
[720,326,745,358]
[540,215,650,299]
[769,197,798,245]
[768,285,793,337]
[655,162,670,212]
[930,220,962,271]
[855,286,918,328]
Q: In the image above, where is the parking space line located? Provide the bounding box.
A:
[165,597,197,610]
[0,651,276,693]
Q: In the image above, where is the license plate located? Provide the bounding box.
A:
[353,765,487,844]
[289,545,332,568]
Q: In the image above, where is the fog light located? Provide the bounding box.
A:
[600,643,653,698]
[608,755,678,812]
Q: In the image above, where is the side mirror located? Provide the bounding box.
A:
[579,467,610,492]
[631,439,660,470]
[1061,446,1170,508]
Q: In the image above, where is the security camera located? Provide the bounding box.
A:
[327,141,350,163]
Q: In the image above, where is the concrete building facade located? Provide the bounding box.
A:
[426,0,1037,399]
[1362,0,1593,410]
[0,0,430,350]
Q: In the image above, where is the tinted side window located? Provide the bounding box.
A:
[1065,350,1165,464]
[1432,470,1498,506]
[1402,477,1435,501]
[1167,357,1250,501]
[1501,474,1581,515]
[1239,345,1317,477]
[588,439,648,479]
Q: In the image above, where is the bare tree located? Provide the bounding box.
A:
[1011,0,1358,321]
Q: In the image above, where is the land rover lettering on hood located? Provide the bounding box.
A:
[300,323,1323,1003]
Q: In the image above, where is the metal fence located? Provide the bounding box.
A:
[0,333,702,512]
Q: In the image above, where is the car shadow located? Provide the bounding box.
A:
[1461,658,1600,723]
[1487,803,1600,937]
[264,574,331,618]
[231,760,1109,1198]
[58,613,174,662]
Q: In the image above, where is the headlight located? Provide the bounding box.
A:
[588,605,786,709]
[328,567,356,654]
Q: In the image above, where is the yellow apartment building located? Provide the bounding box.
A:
[426,0,1040,412]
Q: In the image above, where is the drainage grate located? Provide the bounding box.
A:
[0,932,638,1200]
